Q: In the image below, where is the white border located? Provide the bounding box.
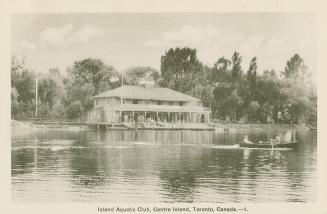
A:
[1,0,326,214]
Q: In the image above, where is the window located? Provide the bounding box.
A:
[132,99,137,104]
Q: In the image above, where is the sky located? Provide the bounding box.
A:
[11,13,317,77]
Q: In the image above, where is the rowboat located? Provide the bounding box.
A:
[239,141,298,149]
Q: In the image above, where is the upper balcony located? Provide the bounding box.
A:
[95,103,211,113]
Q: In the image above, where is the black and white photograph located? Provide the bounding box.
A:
[2,1,327,213]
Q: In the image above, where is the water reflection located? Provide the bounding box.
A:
[11,129,316,203]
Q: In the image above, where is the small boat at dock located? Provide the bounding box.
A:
[239,141,298,149]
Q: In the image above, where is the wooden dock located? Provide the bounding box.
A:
[28,118,214,130]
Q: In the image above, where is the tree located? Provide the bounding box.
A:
[124,66,160,85]
[263,69,277,79]
[210,53,246,122]
[244,57,258,121]
[255,75,284,123]
[64,81,95,119]
[11,55,36,119]
[246,57,257,100]
[65,58,119,120]
[160,47,203,93]
[38,73,65,110]
[211,57,231,84]
[230,52,245,121]
[282,54,309,81]
[11,87,19,117]
[247,101,261,122]
[67,58,117,95]
[279,79,312,124]
[13,68,36,104]
[66,101,84,120]
[225,89,244,122]
[211,57,232,119]
[231,52,243,86]
[189,84,214,108]
[280,54,315,124]
[49,67,61,78]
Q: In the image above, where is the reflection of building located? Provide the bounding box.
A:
[88,85,211,124]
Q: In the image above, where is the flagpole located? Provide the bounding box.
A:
[120,73,123,122]
[120,73,123,105]
[35,77,38,117]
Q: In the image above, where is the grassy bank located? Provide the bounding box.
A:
[11,120,91,132]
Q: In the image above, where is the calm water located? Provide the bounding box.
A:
[11,128,317,203]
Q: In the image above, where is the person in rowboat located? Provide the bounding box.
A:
[270,135,281,143]
[270,135,281,148]
[243,135,253,144]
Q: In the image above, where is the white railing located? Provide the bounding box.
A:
[95,103,210,112]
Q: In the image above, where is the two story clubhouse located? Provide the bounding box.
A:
[87,84,211,128]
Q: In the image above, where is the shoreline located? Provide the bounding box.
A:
[11,120,92,132]
[11,120,313,132]
[210,123,311,132]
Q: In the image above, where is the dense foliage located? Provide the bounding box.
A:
[160,47,316,125]
[11,48,316,126]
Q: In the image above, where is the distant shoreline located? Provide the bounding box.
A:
[210,123,312,132]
